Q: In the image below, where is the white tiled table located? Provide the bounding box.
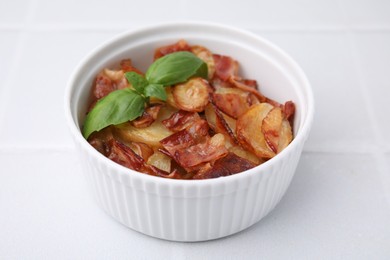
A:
[1,0,390,259]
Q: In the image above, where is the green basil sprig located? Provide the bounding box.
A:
[82,51,208,139]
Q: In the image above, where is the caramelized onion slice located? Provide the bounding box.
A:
[205,103,238,144]
[236,103,275,159]
[129,142,154,162]
[191,45,215,79]
[147,151,171,172]
[173,77,210,112]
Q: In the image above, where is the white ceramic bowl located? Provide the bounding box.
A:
[65,22,314,242]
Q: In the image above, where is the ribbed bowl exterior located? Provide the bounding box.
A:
[75,137,304,241]
[65,22,314,242]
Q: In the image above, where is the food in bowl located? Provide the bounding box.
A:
[66,22,314,241]
[83,40,295,180]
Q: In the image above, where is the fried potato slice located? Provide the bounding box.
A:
[236,103,275,159]
[278,119,293,153]
[262,107,283,154]
[191,45,215,80]
[173,77,210,112]
[165,86,178,108]
[114,106,176,148]
[228,145,262,165]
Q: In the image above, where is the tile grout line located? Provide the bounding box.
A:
[346,31,390,206]
[2,23,390,33]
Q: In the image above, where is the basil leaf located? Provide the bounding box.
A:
[124,72,148,94]
[83,89,145,139]
[144,84,167,101]
[146,51,208,86]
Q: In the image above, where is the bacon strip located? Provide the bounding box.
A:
[174,134,228,168]
[154,40,191,60]
[108,140,145,171]
[92,60,143,103]
[229,76,281,107]
[162,110,201,132]
[107,139,186,179]
[93,72,115,100]
[212,91,249,119]
[213,54,239,81]
[120,59,144,75]
[283,101,295,128]
[160,120,209,155]
[193,153,256,179]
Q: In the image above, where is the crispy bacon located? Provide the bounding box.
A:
[210,77,232,90]
[108,140,145,171]
[213,54,239,81]
[120,59,144,75]
[229,76,282,108]
[154,40,191,60]
[212,88,250,119]
[283,101,295,128]
[162,110,201,132]
[173,134,228,168]
[160,119,209,155]
[229,77,266,102]
[86,41,296,180]
[93,72,115,100]
[107,140,184,178]
[92,66,136,102]
[132,104,163,128]
[193,153,256,179]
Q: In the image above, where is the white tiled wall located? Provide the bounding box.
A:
[1,0,389,259]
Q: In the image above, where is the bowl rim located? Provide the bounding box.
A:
[64,21,314,187]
